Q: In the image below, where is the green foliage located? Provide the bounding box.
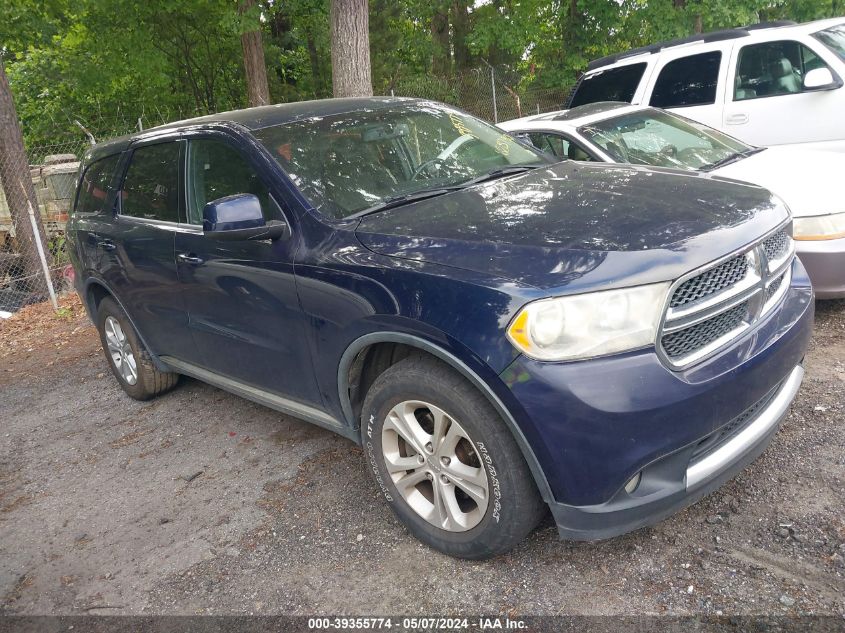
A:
[2,0,843,148]
[48,233,70,267]
[5,0,246,147]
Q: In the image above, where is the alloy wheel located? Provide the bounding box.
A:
[104,316,138,386]
[382,400,489,532]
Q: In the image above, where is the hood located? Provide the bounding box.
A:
[715,146,845,218]
[355,161,789,291]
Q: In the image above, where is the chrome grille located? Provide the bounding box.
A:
[669,255,748,308]
[763,229,790,262]
[659,226,794,369]
[662,303,747,359]
[765,272,785,302]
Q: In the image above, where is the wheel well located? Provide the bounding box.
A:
[347,342,430,424]
[86,283,111,314]
[342,336,554,502]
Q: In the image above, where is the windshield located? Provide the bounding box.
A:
[814,23,845,62]
[253,102,546,219]
[578,109,751,171]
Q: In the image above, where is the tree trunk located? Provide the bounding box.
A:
[431,2,451,76]
[451,0,471,71]
[240,0,270,107]
[306,31,323,94]
[0,59,51,298]
[330,0,373,97]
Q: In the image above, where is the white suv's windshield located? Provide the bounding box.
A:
[578,109,753,171]
[253,102,546,219]
[814,23,845,62]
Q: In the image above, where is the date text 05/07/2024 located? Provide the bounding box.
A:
[307,616,528,630]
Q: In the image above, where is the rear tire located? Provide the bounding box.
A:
[361,355,546,559]
[96,297,178,400]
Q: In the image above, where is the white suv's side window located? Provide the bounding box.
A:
[569,63,648,108]
[649,51,722,109]
[734,40,832,101]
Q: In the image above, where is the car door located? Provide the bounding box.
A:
[73,153,123,275]
[102,138,197,361]
[645,46,730,131]
[723,37,845,147]
[173,133,322,406]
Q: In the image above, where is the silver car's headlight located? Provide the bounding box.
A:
[506,282,670,361]
[793,212,845,241]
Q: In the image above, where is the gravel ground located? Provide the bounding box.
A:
[0,296,843,617]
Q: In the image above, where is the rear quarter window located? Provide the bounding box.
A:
[74,154,121,216]
[569,63,647,108]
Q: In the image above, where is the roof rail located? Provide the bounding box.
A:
[585,25,775,72]
[744,20,796,31]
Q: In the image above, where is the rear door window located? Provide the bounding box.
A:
[569,63,647,107]
[649,51,722,108]
[75,154,121,215]
[120,142,181,223]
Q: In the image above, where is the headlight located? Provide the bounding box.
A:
[506,282,670,361]
[793,212,845,241]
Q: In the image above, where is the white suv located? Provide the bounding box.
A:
[566,19,845,152]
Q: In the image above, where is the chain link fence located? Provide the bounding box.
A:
[1,66,570,318]
[0,138,89,316]
[391,65,573,124]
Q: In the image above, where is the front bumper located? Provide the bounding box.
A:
[549,365,802,540]
[499,259,814,540]
[796,236,845,299]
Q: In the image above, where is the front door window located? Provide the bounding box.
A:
[186,139,274,225]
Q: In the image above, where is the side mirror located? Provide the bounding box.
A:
[202,193,288,241]
[803,67,840,91]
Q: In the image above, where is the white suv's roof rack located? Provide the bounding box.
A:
[585,21,797,72]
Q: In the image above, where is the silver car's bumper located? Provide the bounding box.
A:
[796,236,845,299]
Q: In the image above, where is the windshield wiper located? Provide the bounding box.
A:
[349,188,455,218]
[347,165,542,219]
[457,164,540,188]
[703,147,765,171]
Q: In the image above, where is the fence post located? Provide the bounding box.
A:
[26,198,58,310]
[490,65,498,123]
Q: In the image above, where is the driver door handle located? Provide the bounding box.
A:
[726,113,749,125]
[177,253,204,266]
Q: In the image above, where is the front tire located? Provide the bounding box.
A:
[361,356,546,559]
[96,297,178,400]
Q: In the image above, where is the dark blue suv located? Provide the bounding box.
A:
[68,98,813,559]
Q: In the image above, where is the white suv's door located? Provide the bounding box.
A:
[642,43,732,130]
[723,36,845,149]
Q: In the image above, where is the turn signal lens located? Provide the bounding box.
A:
[793,212,845,241]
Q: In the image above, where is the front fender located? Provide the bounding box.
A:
[336,328,554,503]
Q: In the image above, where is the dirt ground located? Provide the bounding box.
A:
[1,294,843,617]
